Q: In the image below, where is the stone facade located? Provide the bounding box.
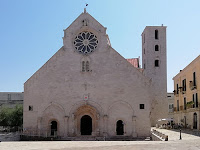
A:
[167,93,174,120]
[23,10,168,139]
[173,55,200,130]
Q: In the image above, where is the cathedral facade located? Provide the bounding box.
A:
[23,9,167,139]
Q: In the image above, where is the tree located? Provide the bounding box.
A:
[0,105,23,127]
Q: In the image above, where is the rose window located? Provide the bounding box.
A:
[74,31,98,54]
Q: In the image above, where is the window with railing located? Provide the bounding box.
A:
[176,84,179,94]
[182,79,186,92]
[193,72,196,86]
[193,94,195,108]
[195,93,198,108]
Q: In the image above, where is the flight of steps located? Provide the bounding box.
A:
[61,136,105,141]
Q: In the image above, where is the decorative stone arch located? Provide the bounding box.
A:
[48,118,59,136]
[107,100,134,115]
[40,102,66,137]
[68,100,104,136]
[68,100,104,116]
[107,101,135,136]
[41,102,66,116]
[75,105,98,135]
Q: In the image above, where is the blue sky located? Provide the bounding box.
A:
[0,0,199,92]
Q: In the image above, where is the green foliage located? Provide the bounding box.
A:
[186,101,194,109]
[186,101,194,106]
[0,105,23,127]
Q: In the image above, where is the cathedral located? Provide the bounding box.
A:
[23,9,168,140]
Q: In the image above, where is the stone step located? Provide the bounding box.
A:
[61,136,105,141]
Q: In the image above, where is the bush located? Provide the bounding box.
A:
[0,105,23,127]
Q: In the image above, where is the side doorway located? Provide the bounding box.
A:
[116,120,124,135]
[50,121,58,136]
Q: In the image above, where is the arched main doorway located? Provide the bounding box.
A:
[116,120,124,135]
[50,121,57,136]
[81,115,92,135]
[193,113,197,129]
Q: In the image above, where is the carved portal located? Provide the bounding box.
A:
[74,104,99,136]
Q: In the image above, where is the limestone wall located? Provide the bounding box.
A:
[23,11,152,138]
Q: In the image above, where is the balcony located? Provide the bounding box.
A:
[189,81,197,90]
[182,91,186,94]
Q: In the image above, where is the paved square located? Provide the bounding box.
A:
[1,129,200,150]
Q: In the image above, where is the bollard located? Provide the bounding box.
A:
[179,129,182,140]
[165,135,168,141]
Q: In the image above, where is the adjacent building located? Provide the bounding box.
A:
[0,92,23,109]
[167,93,174,120]
[173,55,200,129]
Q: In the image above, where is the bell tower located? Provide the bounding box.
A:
[142,26,168,126]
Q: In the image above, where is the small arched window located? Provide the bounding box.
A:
[155,45,159,51]
[155,30,158,39]
[86,61,90,72]
[82,61,85,72]
[155,60,159,67]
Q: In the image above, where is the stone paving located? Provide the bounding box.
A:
[152,127,200,141]
[0,128,200,150]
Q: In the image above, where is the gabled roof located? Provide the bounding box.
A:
[173,55,200,80]
[64,8,106,32]
[126,58,140,68]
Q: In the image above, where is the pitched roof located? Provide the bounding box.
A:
[126,58,140,68]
